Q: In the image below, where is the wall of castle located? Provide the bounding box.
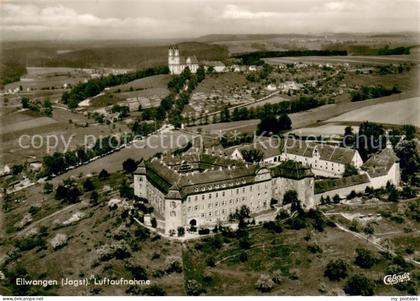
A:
[133,174,147,199]
[369,163,400,189]
[181,179,272,230]
[145,182,165,216]
[280,153,346,178]
[164,198,183,235]
[314,181,371,203]
[314,163,400,202]
[272,177,315,209]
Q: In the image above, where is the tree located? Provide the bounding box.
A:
[11,164,24,175]
[283,190,298,205]
[43,99,53,116]
[324,259,348,281]
[196,65,206,82]
[241,149,264,163]
[343,275,375,296]
[402,124,416,140]
[343,163,358,177]
[395,140,420,183]
[278,113,292,131]
[98,169,110,179]
[83,178,95,192]
[258,115,279,135]
[90,191,99,205]
[55,183,81,204]
[177,227,185,237]
[229,205,251,228]
[363,223,375,235]
[119,180,134,199]
[357,122,386,160]
[343,126,355,147]
[21,97,31,109]
[122,158,138,173]
[354,248,376,269]
[333,194,341,204]
[257,114,291,135]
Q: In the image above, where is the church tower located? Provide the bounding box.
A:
[168,45,180,74]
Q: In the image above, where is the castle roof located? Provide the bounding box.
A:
[361,147,399,178]
[315,174,370,194]
[270,160,313,180]
[281,139,357,165]
[144,153,264,200]
[226,137,282,159]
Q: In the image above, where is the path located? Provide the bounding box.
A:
[16,202,81,237]
[322,213,420,267]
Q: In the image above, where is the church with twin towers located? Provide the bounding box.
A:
[168,45,199,75]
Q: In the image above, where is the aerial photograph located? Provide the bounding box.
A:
[0,0,419,299]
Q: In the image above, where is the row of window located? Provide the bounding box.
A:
[187,196,269,213]
[186,183,269,203]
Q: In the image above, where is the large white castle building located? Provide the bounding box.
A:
[133,138,401,237]
[134,148,314,236]
[168,46,199,75]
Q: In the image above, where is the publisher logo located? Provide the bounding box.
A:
[383,272,411,285]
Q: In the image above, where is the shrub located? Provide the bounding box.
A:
[83,178,95,191]
[206,257,216,267]
[272,270,283,284]
[142,285,166,296]
[256,274,274,292]
[185,280,205,296]
[307,243,323,254]
[363,223,375,235]
[239,252,248,262]
[177,227,185,237]
[263,221,283,233]
[343,275,375,296]
[324,259,348,281]
[165,260,183,274]
[354,248,376,269]
[126,264,147,280]
[98,169,110,179]
[198,228,210,235]
[349,219,360,232]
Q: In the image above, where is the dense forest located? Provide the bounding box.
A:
[236,50,348,65]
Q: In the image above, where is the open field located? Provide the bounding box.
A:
[0,116,57,135]
[0,104,131,165]
[245,95,289,109]
[4,67,91,92]
[327,97,420,127]
[264,55,420,65]
[288,124,359,137]
[189,90,420,135]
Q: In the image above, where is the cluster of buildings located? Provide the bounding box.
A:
[168,46,260,75]
[134,137,400,236]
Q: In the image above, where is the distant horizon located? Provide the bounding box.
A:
[1,0,419,41]
[1,31,420,43]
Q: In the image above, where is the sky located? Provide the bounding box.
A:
[1,0,419,41]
